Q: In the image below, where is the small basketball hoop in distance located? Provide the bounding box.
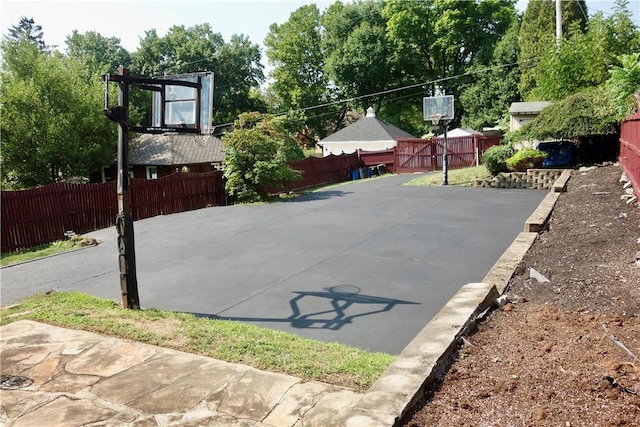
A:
[423,95,454,123]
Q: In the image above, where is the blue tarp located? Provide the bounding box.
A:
[536,141,574,167]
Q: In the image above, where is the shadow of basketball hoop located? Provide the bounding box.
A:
[195,285,420,331]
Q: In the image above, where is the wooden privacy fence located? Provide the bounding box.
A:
[3,136,504,252]
[619,111,640,200]
[288,153,359,191]
[359,149,396,173]
[1,171,227,252]
[394,135,501,173]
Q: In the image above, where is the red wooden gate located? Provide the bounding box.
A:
[395,136,501,173]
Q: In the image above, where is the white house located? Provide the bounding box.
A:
[319,107,416,156]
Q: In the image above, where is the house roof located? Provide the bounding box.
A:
[438,127,483,138]
[129,133,224,166]
[509,101,554,115]
[320,107,415,143]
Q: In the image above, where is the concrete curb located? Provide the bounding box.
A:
[330,173,570,427]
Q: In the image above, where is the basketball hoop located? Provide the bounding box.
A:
[428,113,443,125]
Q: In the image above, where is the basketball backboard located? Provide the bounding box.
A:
[423,95,454,122]
[152,72,214,134]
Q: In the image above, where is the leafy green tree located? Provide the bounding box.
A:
[383,0,516,120]
[518,0,588,100]
[529,25,597,101]
[65,30,131,77]
[610,0,640,57]
[322,1,393,113]
[1,39,116,188]
[222,112,305,203]
[214,34,267,125]
[607,53,640,120]
[265,5,339,142]
[528,1,639,102]
[461,17,522,130]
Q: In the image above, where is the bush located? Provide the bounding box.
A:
[506,148,547,172]
[482,145,514,176]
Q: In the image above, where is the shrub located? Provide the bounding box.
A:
[482,145,514,176]
[506,148,547,172]
[223,113,304,203]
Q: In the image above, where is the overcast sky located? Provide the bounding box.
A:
[1,0,638,64]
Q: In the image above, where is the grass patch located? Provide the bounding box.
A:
[0,291,393,390]
[403,165,490,187]
[1,235,100,267]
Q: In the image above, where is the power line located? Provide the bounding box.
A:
[210,57,536,133]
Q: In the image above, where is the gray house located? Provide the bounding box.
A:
[319,107,416,156]
[98,133,224,182]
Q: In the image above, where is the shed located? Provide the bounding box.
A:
[509,101,554,132]
[319,107,416,156]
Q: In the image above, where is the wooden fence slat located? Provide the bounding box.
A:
[619,112,640,200]
[1,171,226,252]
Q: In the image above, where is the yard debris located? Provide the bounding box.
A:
[495,295,509,306]
[529,267,550,283]
[602,325,639,363]
[461,337,475,348]
[602,374,637,395]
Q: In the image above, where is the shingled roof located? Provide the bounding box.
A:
[509,101,554,115]
[129,133,224,166]
[321,107,415,143]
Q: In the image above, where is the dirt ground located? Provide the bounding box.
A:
[402,164,640,427]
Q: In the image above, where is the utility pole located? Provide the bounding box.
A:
[556,0,563,47]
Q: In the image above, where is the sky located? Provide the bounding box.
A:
[1,0,638,72]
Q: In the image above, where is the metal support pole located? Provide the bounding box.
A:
[555,0,563,47]
[114,67,140,309]
[442,121,448,186]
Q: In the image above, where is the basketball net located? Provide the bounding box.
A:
[429,113,443,125]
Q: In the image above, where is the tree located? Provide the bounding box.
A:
[1,39,116,188]
[6,16,46,50]
[610,0,640,57]
[460,17,522,130]
[265,5,339,141]
[527,1,639,102]
[383,0,516,121]
[65,30,131,77]
[529,25,597,101]
[518,0,588,100]
[222,112,305,203]
[322,1,393,113]
[214,34,266,125]
[607,53,640,120]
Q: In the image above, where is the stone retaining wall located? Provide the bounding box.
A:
[475,169,565,190]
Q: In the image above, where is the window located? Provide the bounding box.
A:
[101,166,111,183]
[146,166,158,180]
